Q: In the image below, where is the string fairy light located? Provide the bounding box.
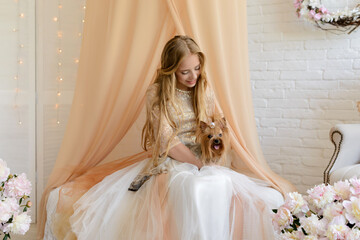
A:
[55,0,63,125]
[54,0,86,126]
[13,0,25,125]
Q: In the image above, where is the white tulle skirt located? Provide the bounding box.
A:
[70,159,283,240]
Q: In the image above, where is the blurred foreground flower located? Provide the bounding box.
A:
[0,159,31,240]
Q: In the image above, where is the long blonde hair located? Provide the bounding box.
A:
[142,35,208,166]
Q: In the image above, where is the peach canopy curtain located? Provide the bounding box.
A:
[38,0,295,238]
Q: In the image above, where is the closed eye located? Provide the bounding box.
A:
[180,64,201,75]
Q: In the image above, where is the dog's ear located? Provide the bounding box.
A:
[219,117,227,130]
[200,121,208,133]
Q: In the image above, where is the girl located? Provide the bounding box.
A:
[69,35,283,240]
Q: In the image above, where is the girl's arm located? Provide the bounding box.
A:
[168,143,203,169]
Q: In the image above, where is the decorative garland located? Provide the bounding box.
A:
[294,0,360,34]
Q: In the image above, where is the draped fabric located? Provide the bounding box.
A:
[38,0,296,238]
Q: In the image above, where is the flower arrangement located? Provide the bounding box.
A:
[0,159,32,240]
[294,0,360,34]
[273,177,360,239]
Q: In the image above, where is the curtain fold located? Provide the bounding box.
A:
[38,0,296,238]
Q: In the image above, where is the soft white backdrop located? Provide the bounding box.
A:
[0,0,360,224]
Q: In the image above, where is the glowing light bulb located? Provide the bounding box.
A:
[19,13,25,18]
[19,44,24,48]
[58,62,62,66]
[55,104,59,109]
[58,76,63,81]
[53,17,58,22]
[18,121,22,125]
[58,49,62,53]
[57,31,63,38]
[58,4,63,9]
[82,19,85,23]
[57,92,61,96]
[14,76,18,80]
[83,6,86,9]
[12,28,18,32]
[74,59,79,63]
[18,59,23,64]
[57,121,60,125]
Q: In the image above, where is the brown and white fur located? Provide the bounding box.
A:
[196,116,229,165]
[129,115,229,191]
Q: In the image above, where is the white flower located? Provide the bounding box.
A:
[304,235,318,240]
[0,198,20,222]
[323,202,345,221]
[4,173,31,199]
[343,196,360,227]
[300,214,327,236]
[325,217,349,240]
[280,230,303,240]
[347,228,360,240]
[0,159,10,182]
[306,184,335,210]
[333,180,351,200]
[3,212,31,235]
[284,192,309,215]
[272,206,293,232]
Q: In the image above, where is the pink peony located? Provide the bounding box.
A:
[283,192,309,215]
[325,216,349,240]
[4,173,31,199]
[349,178,360,196]
[0,159,10,182]
[323,202,345,221]
[343,196,360,227]
[300,214,327,236]
[306,184,335,209]
[280,230,304,240]
[0,198,20,222]
[333,179,351,200]
[272,206,293,232]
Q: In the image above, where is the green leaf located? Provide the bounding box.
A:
[19,198,23,205]
[23,207,28,212]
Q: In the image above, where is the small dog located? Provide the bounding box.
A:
[196,115,229,165]
[128,115,229,191]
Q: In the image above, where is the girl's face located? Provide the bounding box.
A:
[175,54,201,91]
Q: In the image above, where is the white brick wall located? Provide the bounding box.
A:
[247,0,360,193]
